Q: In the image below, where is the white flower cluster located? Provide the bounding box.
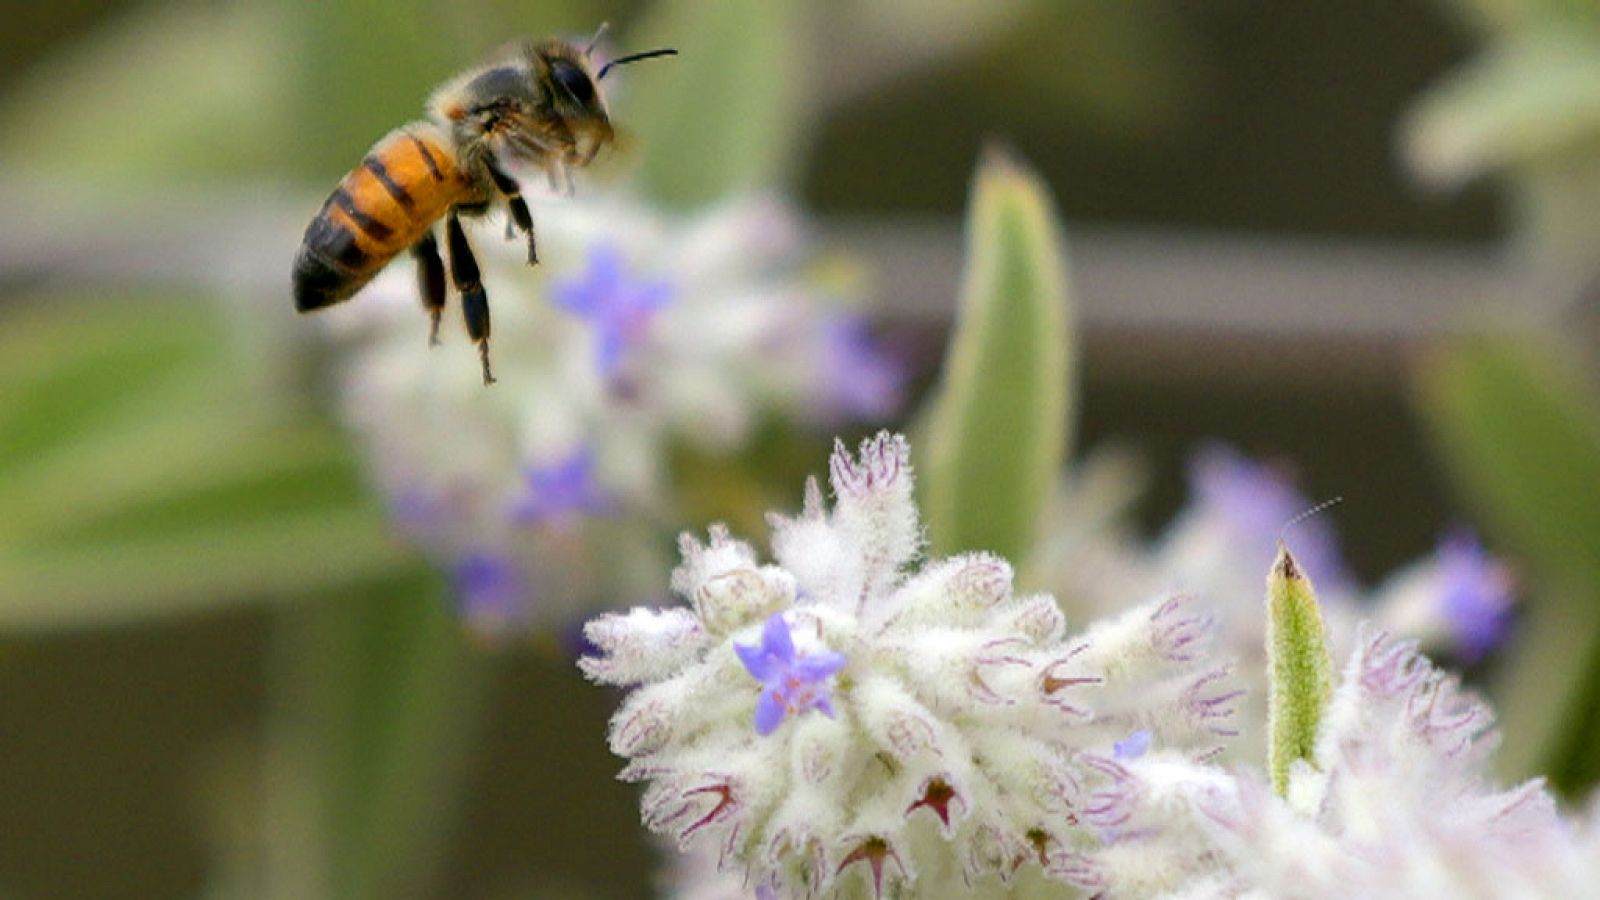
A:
[322,192,899,634]
[581,433,1239,898]
[1078,628,1598,899]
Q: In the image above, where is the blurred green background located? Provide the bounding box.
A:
[2,1,1599,898]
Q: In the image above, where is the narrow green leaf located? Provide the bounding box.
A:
[1415,336,1600,794]
[922,148,1074,563]
[621,0,802,207]
[263,574,484,900]
[1402,27,1600,188]
[1265,544,1334,799]
[0,508,411,631]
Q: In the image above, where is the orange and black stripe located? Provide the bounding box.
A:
[293,126,471,312]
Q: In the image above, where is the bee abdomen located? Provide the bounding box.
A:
[292,125,467,313]
[293,214,371,311]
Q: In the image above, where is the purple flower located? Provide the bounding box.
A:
[553,243,673,377]
[734,613,847,735]
[508,447,612,527]
[1435,528,1515,663]
[1189,443,1351,593]
[1113,729,1153,760]
[453,551,524,627]
[821,316,903,422]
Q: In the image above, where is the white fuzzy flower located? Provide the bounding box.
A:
[1081,628,1592,899]
[582,433,1238,898]
[321,192,901,634]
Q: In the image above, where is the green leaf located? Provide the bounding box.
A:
[0,2,296,182]
[1415,337,1600,794]
[1265,544,1334,799]
[621,0,803,207]
[0,295,411,630]
[921,148,1074,564]
[1402,26,1600,188]
[262,574,485,900]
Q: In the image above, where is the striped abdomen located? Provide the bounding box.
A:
[293,126,470,312]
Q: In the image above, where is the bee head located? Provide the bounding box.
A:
[529,40,616,167]
[539,30,677,167]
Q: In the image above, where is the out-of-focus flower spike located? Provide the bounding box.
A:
[1266,542,1334,798]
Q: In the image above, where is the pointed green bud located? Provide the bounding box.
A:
[1266,542,1334,798]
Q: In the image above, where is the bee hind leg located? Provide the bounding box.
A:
[411,232,447,347]
[445,211,496,386]
[485,155,538,266]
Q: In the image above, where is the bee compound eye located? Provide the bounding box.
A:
[550,60,595,105]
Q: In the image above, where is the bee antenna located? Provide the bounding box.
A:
[597,48,678,80]
[1279,496,1343,546]
[586,21,610,56]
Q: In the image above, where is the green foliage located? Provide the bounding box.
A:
[263,574,482,900]
[0,295,409,630]
[1403,4,1600,274]
[1265,545,1334,799]
[0,1,294,182]
[621,0,802,208]
[1416,337,1600,795]
[921,149,1075,564]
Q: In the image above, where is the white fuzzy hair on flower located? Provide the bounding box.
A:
[1075,629,1586,899]
[582,432,1239,898]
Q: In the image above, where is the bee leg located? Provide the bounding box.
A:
[485,156,538,266]
[411,231,446,347]
[446,211,495,385]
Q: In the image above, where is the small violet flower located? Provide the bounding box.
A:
[453,551,524,630]
[734,612,846,735]
[1113,729,1153,760]
[820,315,903,423]
[1371,527,1517,665]
[1435,528,1515,663]
[508,446,613,527]
[554,243,674,377]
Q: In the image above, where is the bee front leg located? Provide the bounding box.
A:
[484,155,538,266]
[445,211,495,386]
[411,231,446,347]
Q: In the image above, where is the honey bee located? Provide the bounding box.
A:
[291,28,675,384]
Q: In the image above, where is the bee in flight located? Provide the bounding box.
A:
[291,27,675,384]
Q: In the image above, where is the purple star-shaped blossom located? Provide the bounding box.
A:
[1189,443,1351,594]
[452,551,524,627]
[1113,729,1153,760]
[1435,528,1515,663]
[508,447,613,527]
[552,243,674,377]
[734,613,847,735]
[821,315,904,422]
